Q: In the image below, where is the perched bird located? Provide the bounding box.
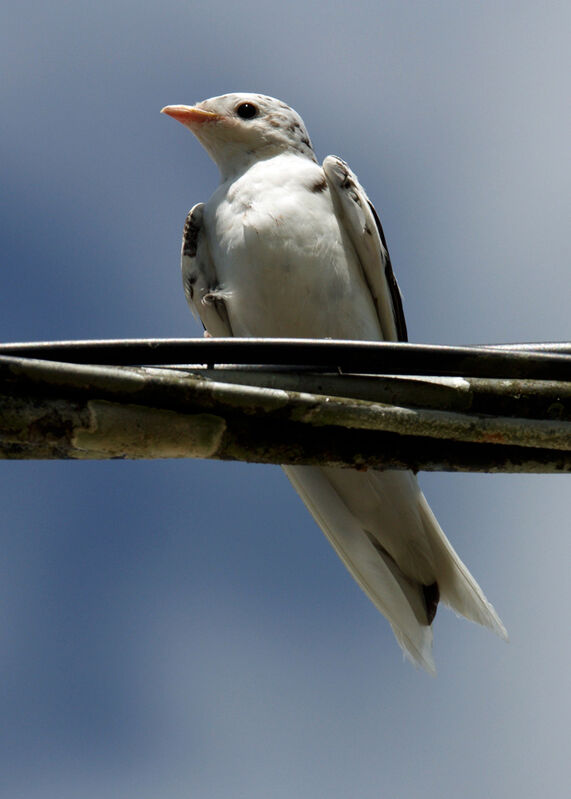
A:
[161,93,507,673]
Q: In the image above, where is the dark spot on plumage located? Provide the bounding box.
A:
[300,136,311,148]
[341,175,356,194]
[364,224,373,236]
[339,170,359,203]
[184,273,196,302]
[182,211,201,258]
[310,177,327,193]
[422,581,440,625]
[364,532,438,626]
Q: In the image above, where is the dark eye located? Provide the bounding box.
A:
[236,102,258,120]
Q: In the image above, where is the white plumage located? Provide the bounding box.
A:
[162,92,507,673]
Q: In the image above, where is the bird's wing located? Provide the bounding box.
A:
[322,155,407,342]
[181,203,233,336]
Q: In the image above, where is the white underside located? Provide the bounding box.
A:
[204,154,382,340]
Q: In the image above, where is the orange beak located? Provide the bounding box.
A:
[160,105,220,126]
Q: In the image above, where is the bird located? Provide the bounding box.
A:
[161,92,507,673]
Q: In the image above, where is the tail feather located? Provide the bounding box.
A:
[417,493,508,639]
[283,465,437,673]
[283,464,507,673]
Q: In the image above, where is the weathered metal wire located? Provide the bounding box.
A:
[1,338,569,471]
[1,337,570,378]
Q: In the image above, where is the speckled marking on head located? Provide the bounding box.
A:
[260,108,316,160]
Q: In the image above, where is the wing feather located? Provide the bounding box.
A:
[181,203,233,337]
[322,155,407,342]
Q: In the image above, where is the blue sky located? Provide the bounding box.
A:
[1,1,570,797]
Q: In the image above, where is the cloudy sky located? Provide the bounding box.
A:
[1,1,570,797]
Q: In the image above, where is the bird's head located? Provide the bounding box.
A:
[161,93,317,179]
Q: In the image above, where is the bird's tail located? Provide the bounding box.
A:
[283,465,506,674]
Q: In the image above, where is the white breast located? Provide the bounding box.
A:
[203,153,382,340]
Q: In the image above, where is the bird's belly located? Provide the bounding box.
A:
[207,194,382,340]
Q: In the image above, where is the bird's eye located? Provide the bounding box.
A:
[236,102,258,120]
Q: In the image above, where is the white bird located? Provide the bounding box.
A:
[161,92,507,673]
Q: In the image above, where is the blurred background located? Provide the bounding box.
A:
[1,1,569,796]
